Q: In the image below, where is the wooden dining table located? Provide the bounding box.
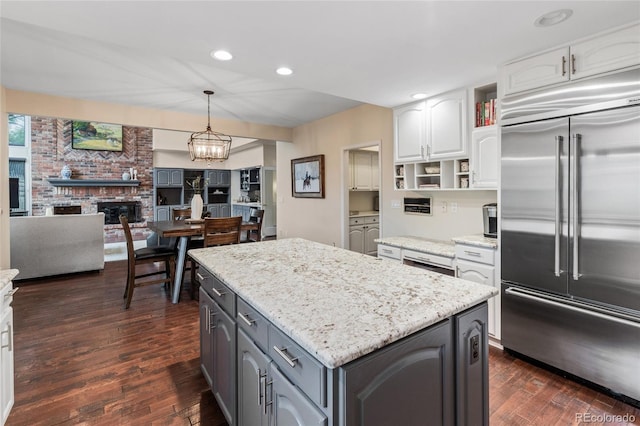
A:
[147,218,257,303]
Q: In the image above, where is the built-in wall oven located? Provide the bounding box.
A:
[402,249,455,277]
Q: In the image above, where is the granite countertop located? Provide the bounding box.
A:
[451,234,498,249]
[374,236,456,258]
[0,269,19,284]
[189,238,496,369]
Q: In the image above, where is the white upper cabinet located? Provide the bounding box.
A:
[502,22,640,96]
[571,23,640,80]
[350,151,379,191]
[502,47,570,95]
[470,126,498,189]
[393,101,427,162]
[425,89,468,160]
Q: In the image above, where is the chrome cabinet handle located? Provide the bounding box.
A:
[463,250,481,257]
[4,287,19,299]
[572,134,581,281]
[211,286,226,298]
[382,248,393,254]
[209,309,218,330]
[571,54,576,74]
[1,323,12,351]
[238,312,255,327]
[562,55,567,76]
[554,135,563,277]
[264,378,273,415]
[196,272,206,281]
[273,346,298,368]
[257,369,265,406]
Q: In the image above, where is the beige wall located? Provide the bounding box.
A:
[280,103,497,246]
[278,104,392,246]
[0,86,9,268]
[5,89,293,142]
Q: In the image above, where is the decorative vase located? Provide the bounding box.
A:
[122,172,131,181]
[191,193,203,220]
[61,165,72,179]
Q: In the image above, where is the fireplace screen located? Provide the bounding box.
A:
[97,201,142,224]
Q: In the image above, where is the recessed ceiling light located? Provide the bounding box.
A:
[411,93,428,100]
[211,50,233,61]
[276,67,293,76]
[534,9,573,27]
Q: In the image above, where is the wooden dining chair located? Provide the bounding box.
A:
[189,216,242,299]
[172,207,192,220]
[242,208,265,242]
[120,214,176,309]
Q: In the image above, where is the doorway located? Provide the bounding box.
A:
[342,141,381,251]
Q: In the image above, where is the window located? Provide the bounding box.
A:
[7,114,31,214]
[8,114,26,146]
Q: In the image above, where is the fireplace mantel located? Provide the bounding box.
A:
[47,179,141,187]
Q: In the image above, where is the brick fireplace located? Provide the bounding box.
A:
[30,116,154,243]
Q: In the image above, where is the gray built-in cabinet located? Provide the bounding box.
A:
[153,168,231,221]
[198,265,489,426]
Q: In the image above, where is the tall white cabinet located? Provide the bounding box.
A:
[0,271,17,426]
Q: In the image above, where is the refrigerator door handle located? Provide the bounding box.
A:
[554,136,563,277]
[572,134,581,281]
[505,287,640,329]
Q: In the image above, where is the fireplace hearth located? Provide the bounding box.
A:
[97,201,142,225]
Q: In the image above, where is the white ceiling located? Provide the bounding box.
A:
[1,1,639,131]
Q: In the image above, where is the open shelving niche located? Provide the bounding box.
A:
[394,81,497,191]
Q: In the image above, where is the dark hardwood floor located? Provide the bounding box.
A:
[6,261,639,425]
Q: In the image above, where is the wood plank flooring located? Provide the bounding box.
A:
[6,261,640,425]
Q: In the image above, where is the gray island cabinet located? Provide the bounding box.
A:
[189,238,496,426]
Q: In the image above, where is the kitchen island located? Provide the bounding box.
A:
[189,238,497,425]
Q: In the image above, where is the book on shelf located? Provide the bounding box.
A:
[418,183,440,189]
[475,98,497,127]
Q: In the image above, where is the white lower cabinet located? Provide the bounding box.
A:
[376,244,402,262]
[0,307,14,426]
[349,216,379,256]
[0,279,16,426]
[455,244,500,340]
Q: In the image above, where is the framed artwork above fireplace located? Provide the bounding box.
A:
[72,121,123,151]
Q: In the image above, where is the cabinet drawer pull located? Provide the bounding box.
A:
[273,346,298,368]
[211,287,226,298]
[238,312,255,327]
[382,249,393,254]
[571,54,576,75]
[1,323,12,351]
[258,369,266,406]
[464,250,481,257]
[196,272,206,281]
[209,311,218,330]
[4,287,19,299]
[562,55,567,76]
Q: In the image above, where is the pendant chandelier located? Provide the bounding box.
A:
[188,90,232,164]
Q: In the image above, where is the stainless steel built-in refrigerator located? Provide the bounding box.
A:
[500,68,640,403]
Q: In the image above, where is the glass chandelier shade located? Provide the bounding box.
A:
[188,90,232,163]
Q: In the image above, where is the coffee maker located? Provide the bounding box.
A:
[482,203,497,238]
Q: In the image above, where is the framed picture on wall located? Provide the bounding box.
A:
[72,121,123,151]
[291,154,325,198]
